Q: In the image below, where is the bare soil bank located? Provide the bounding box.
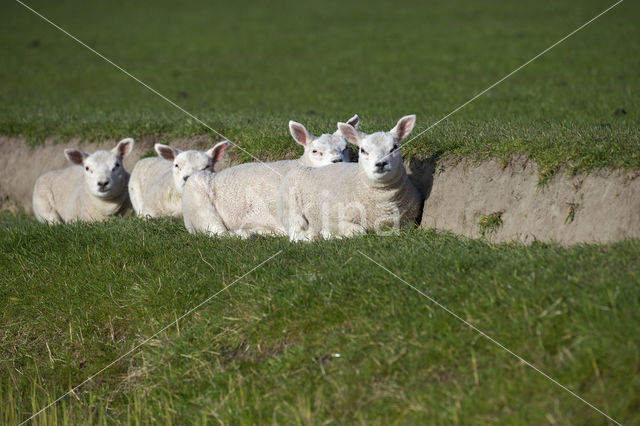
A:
[2,136,638,244]
[420,156,640,244]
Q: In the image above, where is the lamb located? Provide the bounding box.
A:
[128,141,229,218]
[32,138,135,223]
[277,115,422,241]
[182,115,360,237]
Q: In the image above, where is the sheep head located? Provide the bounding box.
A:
[338,115,416,184]
[155,141,229,194]
[65,138,134,199]
[289,114,360,167]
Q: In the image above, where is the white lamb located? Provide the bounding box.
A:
[182,115,360,237]
[128,141,229,218]
[32,138,135,223]
[277,115,422,241]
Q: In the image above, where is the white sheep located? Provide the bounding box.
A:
[182,115,360,237]
[277,115,422,241]
[128,141,229,218]
[32,138,135,223]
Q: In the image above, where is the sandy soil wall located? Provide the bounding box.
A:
[421,156,640,244]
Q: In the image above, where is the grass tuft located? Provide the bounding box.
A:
[478,212,504,237]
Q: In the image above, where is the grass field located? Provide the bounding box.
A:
[2,0,640,424]
[1,214,639,424]
[1,0,639,175]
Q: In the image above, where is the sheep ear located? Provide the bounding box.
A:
[289,121,315,147]
[346,114,360,129]
[113,138,134,158]
[389,115,416,141]
[207,140,230,162]
[64,149,89,166]
[155,143,179,161]
[337,122,363,147]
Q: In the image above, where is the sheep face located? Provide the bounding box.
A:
[155,141,229,193]
[305,134,349,166]
[289,115,360,167]
[65,138,134,199]
[356,132,404,182]
[338,115,416,184]
[172,151,213,193]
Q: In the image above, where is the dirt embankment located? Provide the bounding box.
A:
[2,136,639,244]
[420,156,640,244]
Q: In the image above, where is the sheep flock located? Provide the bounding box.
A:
[32,115,423,241]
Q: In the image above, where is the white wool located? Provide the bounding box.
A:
[32,138,135,223]
[129,141,229,218]
[277,115,422,241]
[182,115,360,237]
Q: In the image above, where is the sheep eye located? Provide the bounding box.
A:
[360,148,367,155]
[312,150,322,156]
[85,166,89,171]
[391,144,398,152]
[112,163,120,171]
[174,164,179,168]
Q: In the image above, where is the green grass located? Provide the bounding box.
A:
[1,0,639,174]
[1,213,639,424]
[478,212,504,237]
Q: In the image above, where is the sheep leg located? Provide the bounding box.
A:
[233,229,254,239]
[237,226,284,238]
[33,189,62,224]
[288,214,315,242]
[201,213,229,237]
[183,200,228,237]
[35,207,62,224]
[338,221,366,238]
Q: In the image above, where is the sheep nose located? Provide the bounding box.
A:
[331,158,343,163]
[375,161,388,168]
[98,180,109,188]
[183,175,189,182]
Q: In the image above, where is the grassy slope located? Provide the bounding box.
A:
[1,214,639,424]
[1,0,639,175]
